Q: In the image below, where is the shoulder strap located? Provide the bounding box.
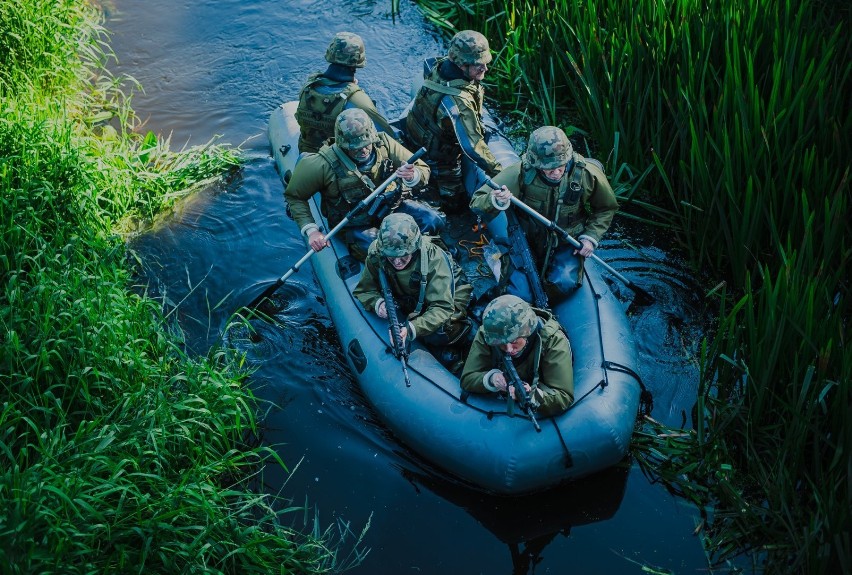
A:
[529,331,544,395]
[410,244,429,316]
[421,78,463,96]
[330,144,376,191]
[560,154,586,205]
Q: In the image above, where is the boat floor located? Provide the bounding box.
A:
[407,187,505,313]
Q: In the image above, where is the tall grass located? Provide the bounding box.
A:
[415,0,851,571]
[1,0,364,572]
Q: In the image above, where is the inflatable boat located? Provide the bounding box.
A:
[267,99,642,495]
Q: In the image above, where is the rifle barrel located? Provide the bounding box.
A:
[501,353,542,433]
[378,268,412,387]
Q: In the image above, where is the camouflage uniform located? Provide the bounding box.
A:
[460,296,574,418]
[470,126,618,295]
[295,32,395,153]
[405,30,502,211]
[354,215,472,346]
[285,109,441,260]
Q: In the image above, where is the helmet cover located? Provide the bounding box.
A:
[334,108,378,150]
[377,213,422,257]
[481,295,539,346]
[523,126,573,170]
[447,30,493,67]
[325,32,366,68]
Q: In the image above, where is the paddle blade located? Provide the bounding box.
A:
[244,279,284,310]
[628,282,655,306]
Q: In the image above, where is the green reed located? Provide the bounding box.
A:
[2,0,364,571]
[414,0,851,571]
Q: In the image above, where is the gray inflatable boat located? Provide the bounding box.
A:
[268,100,641,495]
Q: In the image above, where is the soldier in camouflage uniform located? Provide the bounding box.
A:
[470,126,619,299]
[460,295,574,418]
[405,30,503,213]
[354,213,473,370]
[285,108,444,260]
[295,32,396,153]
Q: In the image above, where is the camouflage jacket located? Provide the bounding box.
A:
[460,308,574,418]
[353,237,471,340]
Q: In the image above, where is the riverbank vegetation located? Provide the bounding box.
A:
[414,0,850,572]
[1,0,363,571]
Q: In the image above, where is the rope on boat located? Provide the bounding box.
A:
[550,418,574,468]
[603,360,654,416]
[585,266,654,416]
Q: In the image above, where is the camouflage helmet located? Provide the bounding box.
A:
[334,108,378,150]
[377,213,422,257]
[481,295,539,346]
[523,126,573,170]
[325,32,366,68]
[447,30,493,67]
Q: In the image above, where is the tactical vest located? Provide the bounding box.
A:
[380,244,430,317]
[406,58,484,164]
[517,154,590,256]
[316,134,394,227]
[376,238,463,317]
[295,74,363,153]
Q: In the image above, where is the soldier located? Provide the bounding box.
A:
[469,126,619,299]
[460,295,574,418]
[285,108,444,260]
[405,30,503,213]
[295,31,396,153]
[354,213,473,371]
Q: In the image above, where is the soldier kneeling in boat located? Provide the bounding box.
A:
[354,213,474,373]
[470,126,618,301]
[460,295,574,418]
[285,108,444,261]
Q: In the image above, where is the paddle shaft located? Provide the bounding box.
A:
[246,147,427,309]
[482,175,654,301]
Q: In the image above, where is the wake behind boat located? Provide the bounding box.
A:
[267,99,642,495]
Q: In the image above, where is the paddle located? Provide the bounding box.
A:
[481,176,655,304]
[243,146,427,311]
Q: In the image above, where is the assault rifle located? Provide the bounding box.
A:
[366,183,402,221]
[378,268,412,387]
[506,210,549,310]
[366,159,402,220]
[500,352,542,432]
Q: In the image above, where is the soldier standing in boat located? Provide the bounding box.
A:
[295,31,396,154]
[285,108,444,260]
[405,30,503,213]
[354,213,474,372]
[469,126,619,300]
[460,295,574,418]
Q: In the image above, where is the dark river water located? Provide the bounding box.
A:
[109,0,710,572]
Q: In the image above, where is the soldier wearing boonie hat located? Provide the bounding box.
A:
[460,295,574,418]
